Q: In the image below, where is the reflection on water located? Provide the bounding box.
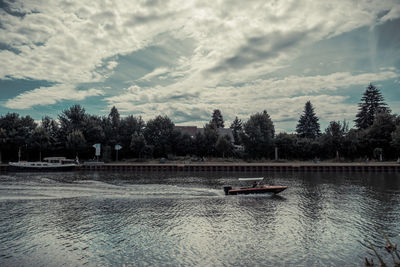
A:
[0,171,400,266]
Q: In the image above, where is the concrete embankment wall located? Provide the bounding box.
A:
[1,163,400,172]
[78,163,400,172]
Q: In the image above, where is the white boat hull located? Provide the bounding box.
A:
[8,162,77,172]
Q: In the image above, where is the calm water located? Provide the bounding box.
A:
[0,171,400,266]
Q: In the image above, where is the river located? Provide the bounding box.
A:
[0,171,399,266]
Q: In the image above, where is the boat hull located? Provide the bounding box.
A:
[227,186,287,195]
[8,164,77,172]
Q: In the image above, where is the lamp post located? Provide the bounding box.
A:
[115,144,122,162]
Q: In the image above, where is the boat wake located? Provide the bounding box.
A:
[0,176,222,201]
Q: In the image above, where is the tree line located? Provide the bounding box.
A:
[0,83,399,162]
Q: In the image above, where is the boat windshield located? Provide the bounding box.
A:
[238,177,264,181]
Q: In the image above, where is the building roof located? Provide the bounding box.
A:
[217,128,234,142]
[175,126,235,143]
[174,126,198,138]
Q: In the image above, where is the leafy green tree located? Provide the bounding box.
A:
[373,147,383,161]
[319,121,348,159]
[84,115,105,146]
[296,138,321,160]
[119,115,144,157]
[130,132,148,158]
[0,113,36,160]
[394,114,400,126]
[0,114,20,161]
[355,84,390,130]
[174,133,193,156]
[365,111,396,159]
[216,135,233,158]
[0,128,7,163]
[193,132,207,157]
[19,115,36,138]
[30,126,51,161]
[59,104,87,134]
[66,130,87,156]
[203,123,219,156]
[241,110,275,158]
[167,130,192,157]
[391,125,400,156]
[296,101,320,139]
[101,116,112,143]
[210,109,224,128]
[274,132,298,159]
[342,129,361,160]
[230,116,242,145]
[41,116,61,149]
[144,115,175,157]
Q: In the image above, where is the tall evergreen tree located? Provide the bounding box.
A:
[355,83,390,130]
[230,116,242,145]
[296,101,320,139]
[104,106,121,146]
[108,106,120,130]
[210,109,224,128]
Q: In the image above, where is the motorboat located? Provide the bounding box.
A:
[223,177,287,195]
[8,157,78,171]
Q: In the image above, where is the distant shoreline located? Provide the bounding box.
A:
[2,161,400,166]
[2,161,400,173]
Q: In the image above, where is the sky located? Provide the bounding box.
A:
[0,0,400,133]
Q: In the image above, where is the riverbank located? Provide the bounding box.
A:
[78,162,400,172]
[2,162,399,172]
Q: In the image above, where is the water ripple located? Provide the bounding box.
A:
[0,172,400,266]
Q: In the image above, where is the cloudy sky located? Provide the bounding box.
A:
[1,0,400,132]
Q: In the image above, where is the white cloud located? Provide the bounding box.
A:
[1,0,400,128]
[4,84,103,109]
[248,71,399,97]
[104,70,398,130]
[138,67,170,81]
[380,5,400,23]
[1,0,399,85]
[107,61,118,70]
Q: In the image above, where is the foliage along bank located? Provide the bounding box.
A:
[1,84,400,162]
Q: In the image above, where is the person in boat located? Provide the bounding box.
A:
[252,181,258,188]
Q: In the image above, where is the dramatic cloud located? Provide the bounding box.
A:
[208,29,313,73]
[104,70,398,127]
[1,0,400,131]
